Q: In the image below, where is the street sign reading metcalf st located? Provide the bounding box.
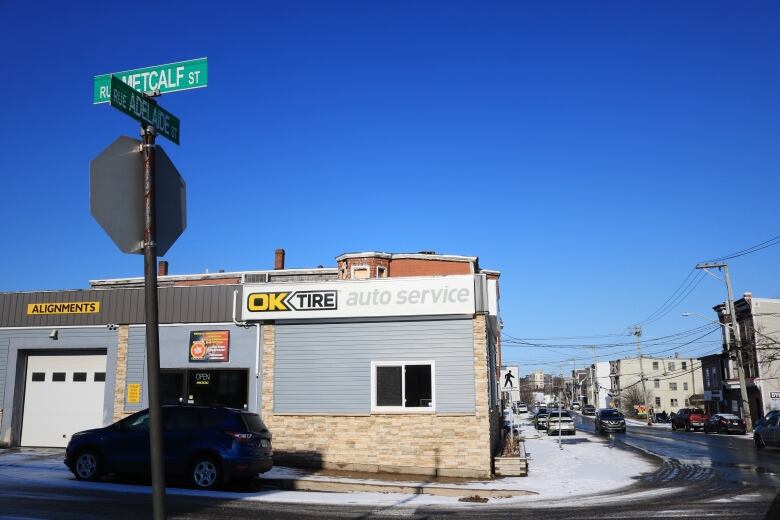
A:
[93,57,207,104]
[110,76,181,144]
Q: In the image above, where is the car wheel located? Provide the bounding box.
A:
[755,435,765,450]
[190,456,223,490]
[73,449,103,482]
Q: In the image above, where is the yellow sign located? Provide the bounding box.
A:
[127,383,141,404]
[247,292,290,312]
[27,301,101,315]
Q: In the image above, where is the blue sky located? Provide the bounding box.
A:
[1,1,778,374]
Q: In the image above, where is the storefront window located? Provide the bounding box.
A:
[372,362,434,411]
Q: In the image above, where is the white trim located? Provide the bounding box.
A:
[390,254,477,263]
[336,252,393,261]
[88,268,337,286]
[376,266,387,278]
[370,360,436,413]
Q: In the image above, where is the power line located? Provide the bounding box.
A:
[703,232,780,262]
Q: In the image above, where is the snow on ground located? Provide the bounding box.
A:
[0,420,658,508]
[624,417,672,429]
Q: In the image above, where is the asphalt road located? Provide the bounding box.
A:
[1,418,779,519]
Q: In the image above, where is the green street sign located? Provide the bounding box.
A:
[94,57,207,104]
[109,76,181,145]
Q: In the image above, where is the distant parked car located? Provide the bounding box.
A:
[651,411,670,423]
[582,405,596,416]
[671,407,709,432]
[65,405,273,490]
[703,414,746,435]
[534,409,550,430]
[514,403,529,414]
[571,402,581,411]
[754,414,780,450]
[547,410,576,435]
[594,408,626,434]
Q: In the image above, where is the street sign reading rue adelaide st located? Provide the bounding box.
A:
[110,76,180,144]
[93,57,207,104]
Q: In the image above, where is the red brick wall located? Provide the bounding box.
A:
[389,258,472,277]
[338,258,390,279]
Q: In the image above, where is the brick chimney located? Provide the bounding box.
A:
[158,260,169,276]
[274,249,285,270]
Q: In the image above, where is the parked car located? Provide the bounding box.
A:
[594,408,626,434]
[755,413,780,450]
[571,402,581,411]
[756,410,780,428]
[582,405,596,416]
[671,407,709,432]
[703,414,746,435]
[514,403,529,414]
[547,410,576,435]
[64,405,273,490]
[651,411,670,423]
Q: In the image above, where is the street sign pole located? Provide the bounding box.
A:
[142,123,166,520]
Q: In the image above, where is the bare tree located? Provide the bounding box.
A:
[617,385,653,418]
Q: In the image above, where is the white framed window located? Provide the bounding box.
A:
[671,398,678,407]
[681,361,687,370]
[683,382,688,391]
[654,379,660,389]
[655,397,661,406]
[668,362,675,371]
[376,266,387,278]
[669,382,677,391]
[684,398,690,407]
[351,265,370,279]
[652,361,659,370]
[371,361,435,413]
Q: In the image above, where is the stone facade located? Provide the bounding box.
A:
[112,325,131,422]
[261,316,496,478]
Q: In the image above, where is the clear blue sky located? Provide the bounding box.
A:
[1,1,778,374]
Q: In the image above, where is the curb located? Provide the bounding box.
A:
[260,478,538,498]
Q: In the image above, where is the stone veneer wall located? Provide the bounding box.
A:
[261,316,494,478]
[112,325,131,422]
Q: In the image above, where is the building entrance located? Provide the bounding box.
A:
[160,369,249,409]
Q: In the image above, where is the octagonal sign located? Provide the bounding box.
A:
[90,136,186,256]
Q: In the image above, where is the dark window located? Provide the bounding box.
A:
[52,372,66,382]
[31,372,45,382]
[376,366,402,406]
[123,411,149,431]
[94,372,106,382]
[73,372,87,382]
[405,365,432,407]
[241,413,268,433]
[164,408,201,430]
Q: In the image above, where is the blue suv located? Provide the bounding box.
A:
[64,405,273,490]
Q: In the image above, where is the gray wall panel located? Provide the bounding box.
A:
[125,324,262,413]
[274,319,475,414]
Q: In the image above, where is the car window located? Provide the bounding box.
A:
[124,411,149,431]
[770,416,780,427]
[164,408,200,431]
[241,413,268,433]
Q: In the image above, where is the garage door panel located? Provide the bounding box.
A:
[21,354,107,447]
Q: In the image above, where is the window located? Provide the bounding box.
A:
[685,399,690,407]
[681,361,687,370]
[683,382,688,391]
[123,411,149,431]
[352,266,370,279]
[73,372,87,382]
[377,266,387,278]
[668,362,675,371]
[655,397,661,406]
[31,372,45,382]
[652,361,659,370]
[671,398,678,407]
[52,372,66,382]
[669,382,677,391]
[372,362,434,411]
[94,372,106,382]
[654,379,660,389]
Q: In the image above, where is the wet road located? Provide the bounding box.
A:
[574,413,780,488]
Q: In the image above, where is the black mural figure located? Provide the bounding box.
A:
[504,370,515,388]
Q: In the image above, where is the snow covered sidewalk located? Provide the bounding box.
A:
[0,424,658,508]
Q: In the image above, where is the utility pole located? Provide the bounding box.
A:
[633,326,650,424]
[591,346,598,408]
[558,364,563,449]
[695,262,753,432]
[572,358,577,405]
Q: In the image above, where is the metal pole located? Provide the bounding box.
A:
[142,124,167,520]
[591,346,598,408]
[723,265,753,432]
[558,365,563,449]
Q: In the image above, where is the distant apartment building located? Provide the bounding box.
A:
[609,355,703,414]
[532,369,545,390]
[708,293,780,422]
[583,362,611,408]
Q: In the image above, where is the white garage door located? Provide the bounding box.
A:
[21,354,107,447]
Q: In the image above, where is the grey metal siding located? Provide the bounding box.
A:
[0,285,240,327]
[274,319,475,414]
[125,324,262,412]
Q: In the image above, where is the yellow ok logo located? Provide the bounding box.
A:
[247,292,290,312]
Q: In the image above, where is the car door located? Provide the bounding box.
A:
[163,407,201,475]
[768,416,780,446]
[104,410,150,474]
